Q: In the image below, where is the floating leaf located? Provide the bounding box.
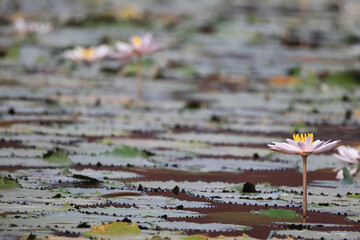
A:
[6,44,20,59]
[0,177,20,189]
[104,146,149,158]
[182,235,208,240]
[83,222,141,237]
[43,148,72,165]
[251,208,300,219]
[325,71,360,88]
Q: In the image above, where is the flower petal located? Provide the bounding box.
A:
[304,134,313,151]
[313,140,340,153]
[272,143,301,154]
[297,141,307,152]
[335,169,344,180]
[310,140,324,152]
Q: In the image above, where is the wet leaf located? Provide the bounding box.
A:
[251,208,300,219]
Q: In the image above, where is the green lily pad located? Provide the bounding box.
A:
[0,177,20,189]
[324,71,360,88]
[251,208,300,219]
[6,44,20,59]
[346,194,360,199]
[104,146,149,158]
[43,149,72,165]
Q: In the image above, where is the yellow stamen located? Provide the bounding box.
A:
[293,133,313,145]
[83,48,95,61]
[131,36,142,48]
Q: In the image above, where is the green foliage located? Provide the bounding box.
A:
[251,208,300,219]
[150,236,171,240]
[83,222,141,237]
[324,71,360,88]
[0,177,20,189]
[104,146,149,158]
[289,66,302,77]
[347,194,360,199]
[182,235,208,240]
[122,58,154,76]
[122,63,138,76]
[294,73,318,87]
[43,149,72,165]
[311,203,334,208]
[180,65,196,78]
[6,44,20,59]
[142,58,154,67]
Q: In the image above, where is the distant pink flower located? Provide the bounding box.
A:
[63,45,110,63]
[333,145,359,179]
[111,33,163,60]
[268,133,341,157]
[14,18,53,36]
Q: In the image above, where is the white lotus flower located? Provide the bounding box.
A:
[111,33,163,60]
[63,45,110,63]
[268,133,341,218]
[268,133,341,157]
[333,145,359,180]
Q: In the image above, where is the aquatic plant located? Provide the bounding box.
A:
[63,45,110,63]
[268,133,340,217]
[111,33,163,102]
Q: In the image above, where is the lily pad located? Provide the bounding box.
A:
[251,208,300,219]
[83,222,141,237]
[0,177,20,189]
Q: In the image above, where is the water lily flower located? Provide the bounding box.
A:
[14,17,53,36]
[111,33,163,60]
[110,33,163,102]
[333,145,359,180]
[63,45,110,63]
[268,133,341,157]
[268,133,340,217]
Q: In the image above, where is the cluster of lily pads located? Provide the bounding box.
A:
[3,4,360,239]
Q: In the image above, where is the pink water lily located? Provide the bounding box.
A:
[268,133,341,218]
[110,33,164,102]
[111,33,163,60]
[14,17,53,36]
[333,145,359,180]
[268,133,341,157]
[63,45,110,63]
